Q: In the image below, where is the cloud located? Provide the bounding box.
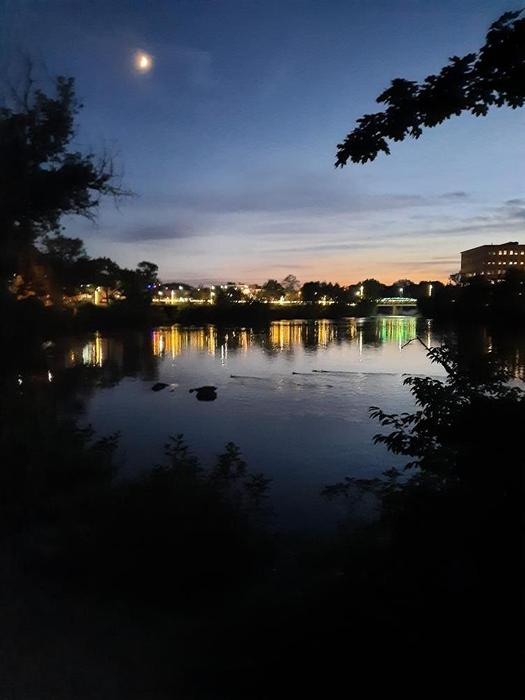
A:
[117,223,195,242]
[383,200,525,239]
[507,207,525,220]
[275,241,389,254]
[386,259,458,267]
[171,171,429,216]
[440,191,469,199]
[505,198,525,206]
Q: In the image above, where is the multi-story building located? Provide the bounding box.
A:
[460,242,525,279]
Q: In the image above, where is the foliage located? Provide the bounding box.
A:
[323,339,523,596]
[40,233,87,264]
[215,285,244,303]
[281,274,301,292]
[370,344,523,483]
[260,278,285,300]
[1,372,273,602]
[336,9,525,165]
[421,269,525,319]
[322,340,522,659]
[326,342,523,500]
[0,71,127,286]
[356,278,385,300]
[136,260,159,286]
[300,280,350,304]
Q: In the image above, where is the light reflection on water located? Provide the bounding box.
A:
[146,317,421,360]
[50,318,524,530]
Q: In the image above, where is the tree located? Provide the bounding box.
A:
[0,70,126,290]
[87,257,122,304]
[356,278,385,300]
[40,233,87,265]
[323,342,522,654]
[335,9,525,166]
[136,261,159,287]
[300,281,323,303]
[38,233,89,301]
[260,279,285,301]
[215,286,243,304]
[281,274,300,292]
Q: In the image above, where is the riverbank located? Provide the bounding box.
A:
[5,291,525,345]
[2,297,376,340]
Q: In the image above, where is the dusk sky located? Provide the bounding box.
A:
[1,0,523,284]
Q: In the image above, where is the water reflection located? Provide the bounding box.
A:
[150,318,416,357]
[9,317,525,530]
[377,317,418,347]
[61,318,525,380]
[81,332,106,367]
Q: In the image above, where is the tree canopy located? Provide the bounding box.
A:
[0,71,126,286]
[335,9,525,166]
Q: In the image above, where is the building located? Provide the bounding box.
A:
[460,242,525,279]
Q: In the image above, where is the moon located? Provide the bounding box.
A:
[134,50,153,73]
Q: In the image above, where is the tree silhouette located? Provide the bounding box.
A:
[281,274,300,292]
[335,9,525,166]
[0,70,127,289]
[261,279,285,300]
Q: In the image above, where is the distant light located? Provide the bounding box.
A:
[134,50,153,73]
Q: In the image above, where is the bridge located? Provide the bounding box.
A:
[375,297,418,316]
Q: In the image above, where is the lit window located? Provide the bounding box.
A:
[498,251,502,255]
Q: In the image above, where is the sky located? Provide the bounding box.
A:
[1,0,523,284]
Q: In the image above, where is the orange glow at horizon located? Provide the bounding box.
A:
[245,263,452,287]
[293,255,456,285]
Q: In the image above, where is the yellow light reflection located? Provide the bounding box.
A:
[270,321,306,350]
[152,325,218,358]
[81,332,106,367]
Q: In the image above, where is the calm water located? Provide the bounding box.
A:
[41,317,524,530]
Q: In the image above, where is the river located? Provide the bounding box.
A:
[35,317,524,530]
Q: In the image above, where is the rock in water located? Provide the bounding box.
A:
[189,385,217,401]
[151,382,169,392]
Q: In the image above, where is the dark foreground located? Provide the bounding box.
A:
[0,331,521,698]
